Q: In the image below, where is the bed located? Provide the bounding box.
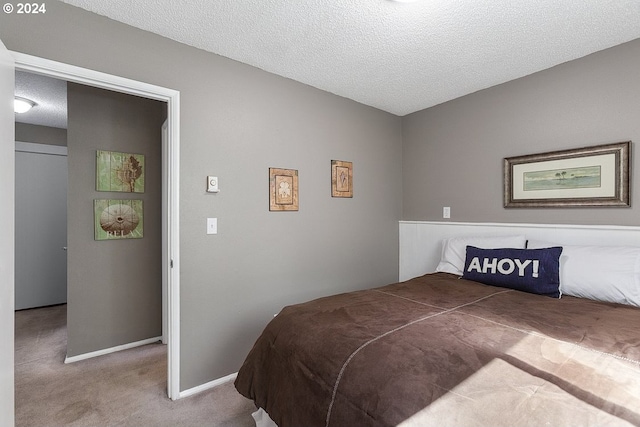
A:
[235,222,640,427]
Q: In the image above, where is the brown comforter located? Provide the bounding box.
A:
[235,273,640,427]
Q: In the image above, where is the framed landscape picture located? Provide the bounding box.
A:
[504,141,630,208]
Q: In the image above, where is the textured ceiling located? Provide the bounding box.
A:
[45,1,640,115]
[14,71,67,129]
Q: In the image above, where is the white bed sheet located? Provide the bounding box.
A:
[252,408,278,427]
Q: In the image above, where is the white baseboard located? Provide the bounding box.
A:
[178,372,238,399]
[64,336,163,364]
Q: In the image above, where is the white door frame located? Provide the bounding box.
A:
[11,51,182,400]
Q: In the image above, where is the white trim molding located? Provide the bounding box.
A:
[15,141,67,156]
[179,372,238,399]
[64,336,163,364]
[12,51,182,400]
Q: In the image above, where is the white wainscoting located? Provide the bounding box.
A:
[399,221,640,282]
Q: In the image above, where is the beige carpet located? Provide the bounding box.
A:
[15,304,256,427]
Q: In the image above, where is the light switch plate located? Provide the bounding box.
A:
[207,176,219,193]
[207,218,217,234]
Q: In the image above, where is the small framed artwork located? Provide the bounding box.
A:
[96,150,145,193]
[504,141,630,208]
[94,199,144,240]
[331,160,353,198]
[269,168,299,211]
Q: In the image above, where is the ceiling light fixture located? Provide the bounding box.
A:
[14,96,36,114]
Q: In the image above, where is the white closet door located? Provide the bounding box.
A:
[15,143,68,310]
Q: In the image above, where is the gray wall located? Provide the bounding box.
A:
[403,38,640,226]
[0,1,403,389]
[66,83,165,357]
[15,123,67,146]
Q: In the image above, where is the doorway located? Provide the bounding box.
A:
[12,51,181,400]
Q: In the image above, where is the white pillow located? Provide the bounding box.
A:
[527,240,640,307]
[435,235,527,276]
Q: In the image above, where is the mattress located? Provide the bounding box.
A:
[235,272,640,426]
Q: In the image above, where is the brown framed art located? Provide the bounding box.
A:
[504,141,630,208]
[331,160,353,198]
[269,167,299,211]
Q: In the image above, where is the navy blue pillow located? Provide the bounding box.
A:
[462,246,563,298]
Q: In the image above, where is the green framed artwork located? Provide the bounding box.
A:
[94,199,144,240]
[96,150,145,193]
